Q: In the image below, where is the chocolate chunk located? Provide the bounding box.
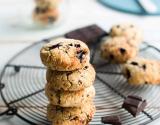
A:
[35,7,47,13]
[101,115,121,125]
[119,48,126,54]
[116,25,120,28]
[75,44,81,48]
[128,95,142,101]
[122,95,147,117]
[126,69,131,79]
[109,54,114,60]
[77,50,86,62]
[65,24,107,45]
[68,43,73,46]
[131,62,138,66]
[142,64,146,70]
[48,16,56,23]
[84,66,88,69]
[48,43,61,50]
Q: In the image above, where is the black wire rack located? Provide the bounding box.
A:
[0,35,160,125]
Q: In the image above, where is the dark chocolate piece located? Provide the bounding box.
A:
[101,115,121,125]
[35,7,47,14]
[122,95,147,117]
[131,62,138,66]
[126,69,131,79]
[119,48,126,54]
[142,64,146,70]
[48,43,62,50]
[64,24,107,45]
[76,50,86,62]
[109,54,114,60]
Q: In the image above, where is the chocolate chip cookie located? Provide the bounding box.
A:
[45,83,95,107]
[110,23,143,44]
[46,63,95,91]
[122,57,160,85]
[40,38,90,71]
[100,36,138,63]
[47,102,96,125]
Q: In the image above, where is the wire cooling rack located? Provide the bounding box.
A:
[0,35,160,125]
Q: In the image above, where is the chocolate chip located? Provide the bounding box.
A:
[77,50,86,62]
[71,116,79,121]
[142,64,146,70]
[109,54,114,60]
[116,25,120,28]
[101,116,121,125]
[48,43,61,50]
[131,62,138,66]
[119,48,126,54]
[48,16,56,23]
[68,43,73,46]
[145,81,148,84]
[35,7,47,13]
[75,44,81,48]
[84,66,88,69]
[126,69,131,79]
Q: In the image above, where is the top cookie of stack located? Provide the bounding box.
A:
[40,38,90,71]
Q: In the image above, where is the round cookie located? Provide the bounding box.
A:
[35,0,59,9]
[40,38,90,71]
[45,84,95,107]
[100,36,138,63]
[46,63,95,91]
[122,58,160,85]
[33,7,59,25]
[110,23,143,44]
[47,102,96,125]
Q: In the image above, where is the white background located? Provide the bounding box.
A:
[0,0,160,124]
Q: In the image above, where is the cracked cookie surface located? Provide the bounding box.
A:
[40,38,90,71]
[46,63,95,91]
[45,84,95,107]
[110,23,143,44]
[47,102,96,125]
[101,36,138,63]
[122,57,160,85]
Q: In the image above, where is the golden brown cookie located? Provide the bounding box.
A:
[47,102,96,125]
[100,36,138,63]
[40,38,90,71]
[45,83,95,107]
[122,57,160,85]
[110,23,143,44]
[46,63,95,91]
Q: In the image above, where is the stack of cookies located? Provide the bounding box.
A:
[40,38,96,125]
[33,0,59,25]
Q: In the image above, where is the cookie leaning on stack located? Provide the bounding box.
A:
[40,38,96,125]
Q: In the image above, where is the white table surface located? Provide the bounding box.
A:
[0,0,160,124]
